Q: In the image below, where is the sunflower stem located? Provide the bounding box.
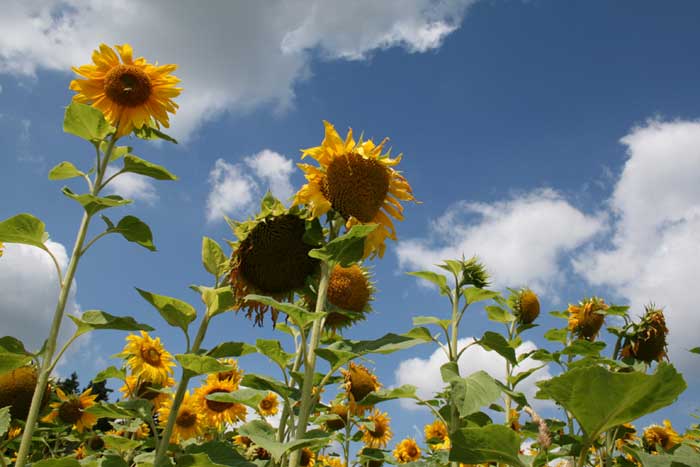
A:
[14,134,118,467]
[448,277,461,467]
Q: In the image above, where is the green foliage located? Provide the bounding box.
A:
[256,339,292,368]
[477,331,517,365]
[133,125,178,144]
[69,309,153,337]
[442,364,502,418]
[0,352,32,373]
[237,420,330,462]
[0,213,49,250]
[48,161,85,181]
[207,341,257,358]
[206,388,268,409]
[308,224,378,266]
[136,288,196,333]
[0,406,10,437]
[62,187,132,216]
[449,424,526,467]
[244,294,325,328]
[185,442,255,467]
[101,215,157,251]
[202,237,228,277]
[122,154,178,180]
[176,354,237,376]
[63,102,114,143]
[406,270,450,296]
[357,385,417,405]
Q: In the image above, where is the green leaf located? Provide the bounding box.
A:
[477,331,517,365]
[690,347,700,355]
[244,294,323,328]
[136,288,196,333]
[33,459,82,467]
[315,346,360,370]
[561,340,606,357]
[508,365,545,387]
[544,328,568,344]
[347,329,432,355]
[450,370,502,418]
[49,161,84,181]
[184,442,255,467]
[0,336,29,355]
[449,424,526,467]
[0,352,32,373]
[406,271,450,295]
[241,374,296,399]
[624,444,700,467]
[176,354,236,376]
[103,434,142,451]
[0,406,10,437]
[535,363,687,443]
[308,224,378,266]
[206,388,268,409]
[202,237,227,277]
[256,339,292,368]
[93,366,126,383]
[97,455,129,467]
[199,286,235,318]
[103,215,156,251]
[133,125,178,144]
[412,315,451,330]
[108,145,131,162]
[69,310,154,336]
[463,288,500,305]
[207,341,257,359]
[62,188,131,216]
[63,102,114,142]
[0,213,48,250]
[485,305,516,323]
[122,154,178,181]
[237,421,330,462]
[357,385,417,405]
[85,402,141,419]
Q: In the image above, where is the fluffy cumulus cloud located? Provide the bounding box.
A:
[0,0,475,140]
[396,189,604,293]
[395,337,552,411]
[104,167,159,205]
[574,119,700,376]
[206,149,294,222]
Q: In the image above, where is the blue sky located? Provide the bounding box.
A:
[2,0,700,445]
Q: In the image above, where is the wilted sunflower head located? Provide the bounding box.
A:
[514,289,540,325]
[342,362,380,414]
[195,375,247,427]
[567,297,608,341]
[324,403,350,431]
[361,409,392,449]
[42,387,98,433]
[393,438,421,464]
[70,43,181,138]
[229,197,320,326]
[325,264,374,331]
[294,121,416,259]
[621,305,669,363]
[643,420,681,452]
[0,365,49,420]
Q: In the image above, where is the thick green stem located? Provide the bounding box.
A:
[14,137,117,467]
[287,261,331,467]
[448,285,461,467]
[277,336,305,443]
[504,321,516,425]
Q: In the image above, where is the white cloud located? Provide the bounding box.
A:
[395,337,551,411]
[0,0,475,140]
[574,119,700,376]
[206,150,294,223]
[104,167,158,205]
[396,189,604,294]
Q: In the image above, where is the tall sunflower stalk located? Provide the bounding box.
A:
[3,43,181,467]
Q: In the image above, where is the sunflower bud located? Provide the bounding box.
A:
[324,403,349,431]
[515,289,540,325]
[459,256,490,289]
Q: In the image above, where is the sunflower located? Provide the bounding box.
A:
[70,43,181,138]
[74,445,87,460]
[361,409,392,448]
[0,365,49,420]
[508,409,521,433]
[214,358,244,385]
[122,331,175,385]
[119,374,174,410]
[233,435,253,449]
[393,438,421,464]
[621,306,669,363]
[229,196,320,326]
[7,425,22,441]
[157,391,205,443]
[424,419,450,450]
[614,423,637,451]
[515,289,540,325]
[643,420,681,452]
[195,374,247,427]
[257,392,279,417]
[294,121,416,259]
[324,403,349,431]
[42,387,98,433]
[246,445,272,461]
[342,362,380,414]
[325,264,374,331]
[568,297,608,341]
[300,447,316,467]
[318,455,345,467]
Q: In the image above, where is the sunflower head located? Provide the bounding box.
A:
[257,392,279,417]
[157,391,205,443]
[342,362,380,414]
[508,409,522,432]
[621,305,669,363]
[294,121,416,259]
[360,409,392,449]
[393,438,421,464]
[567,297,608,341]
[70,43,181,138]
[120,374,174,411]
[299,448,316,467]
[643,420,681,452]
[0,365,49,420]
[122,331,175,385]
[325,264,374,331]
[196,375,247,427]
[514,289,540,325]
[424,420,450,450]
[233,435,253,449]
[42,387,98,433]
[229,197,320,326]
[318,455,345,467]
[87,435,105,451]
[246,445,272,461]
[324,403,350,431]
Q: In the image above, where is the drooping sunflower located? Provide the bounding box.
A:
[642,420,681,453]
[424,419,450,450]
[300,447,316,467]
[229,195,320,326]
[195,374,247,427]
[122,331,175,385]
[393,438,421,464]
[42,387,98,433]
[70,43,181,138]
[514,289,540,325]
[361,409,392,448]
[257,392,279,417]
[157,391,205,443]
[324,403,350,431]
[119,374,174,410]
[325,264,374,331]
[621,306,669,363]
[294,121,416,259]
[568,297,608,341]
[341,362,380,414]
[0,365,49,420]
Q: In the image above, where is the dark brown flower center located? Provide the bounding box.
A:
[260,398,274,411]
[369,422,386,438]
[140,346,162,366]
[328,265,370,313]
[58,399,83,424]
[323,152,390,222]
[300,448,313,467]
[347,365,376,402]
[176,409,197,428]
[104,64,152,107]
[136,381,162,400]
[205,389,234,413]
[407,445,418,457]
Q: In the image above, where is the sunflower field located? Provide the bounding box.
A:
[0,43,698,467]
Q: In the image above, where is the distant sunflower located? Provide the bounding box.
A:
[342,362,380,414]
[300,447,316,467]
[195,374,247,427]
[74,445,87,460]
[325,264,374,331]
[393,438,421,464]
[643,420,681,453]
[70,43,181,138]
[119,374,174,410]
[122,331,175,385]
[157,391,205,443]
[424,420,450,450]
[229,196,319,326]
[42,387,98,433]
[257,392,279,417]
[515,289,540,325]
[621,306,669,363]
[294,121,416,259]
[324,403,349,431]
[318,455,345,467]
[361,409,392,448]
[568,297,608,341]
